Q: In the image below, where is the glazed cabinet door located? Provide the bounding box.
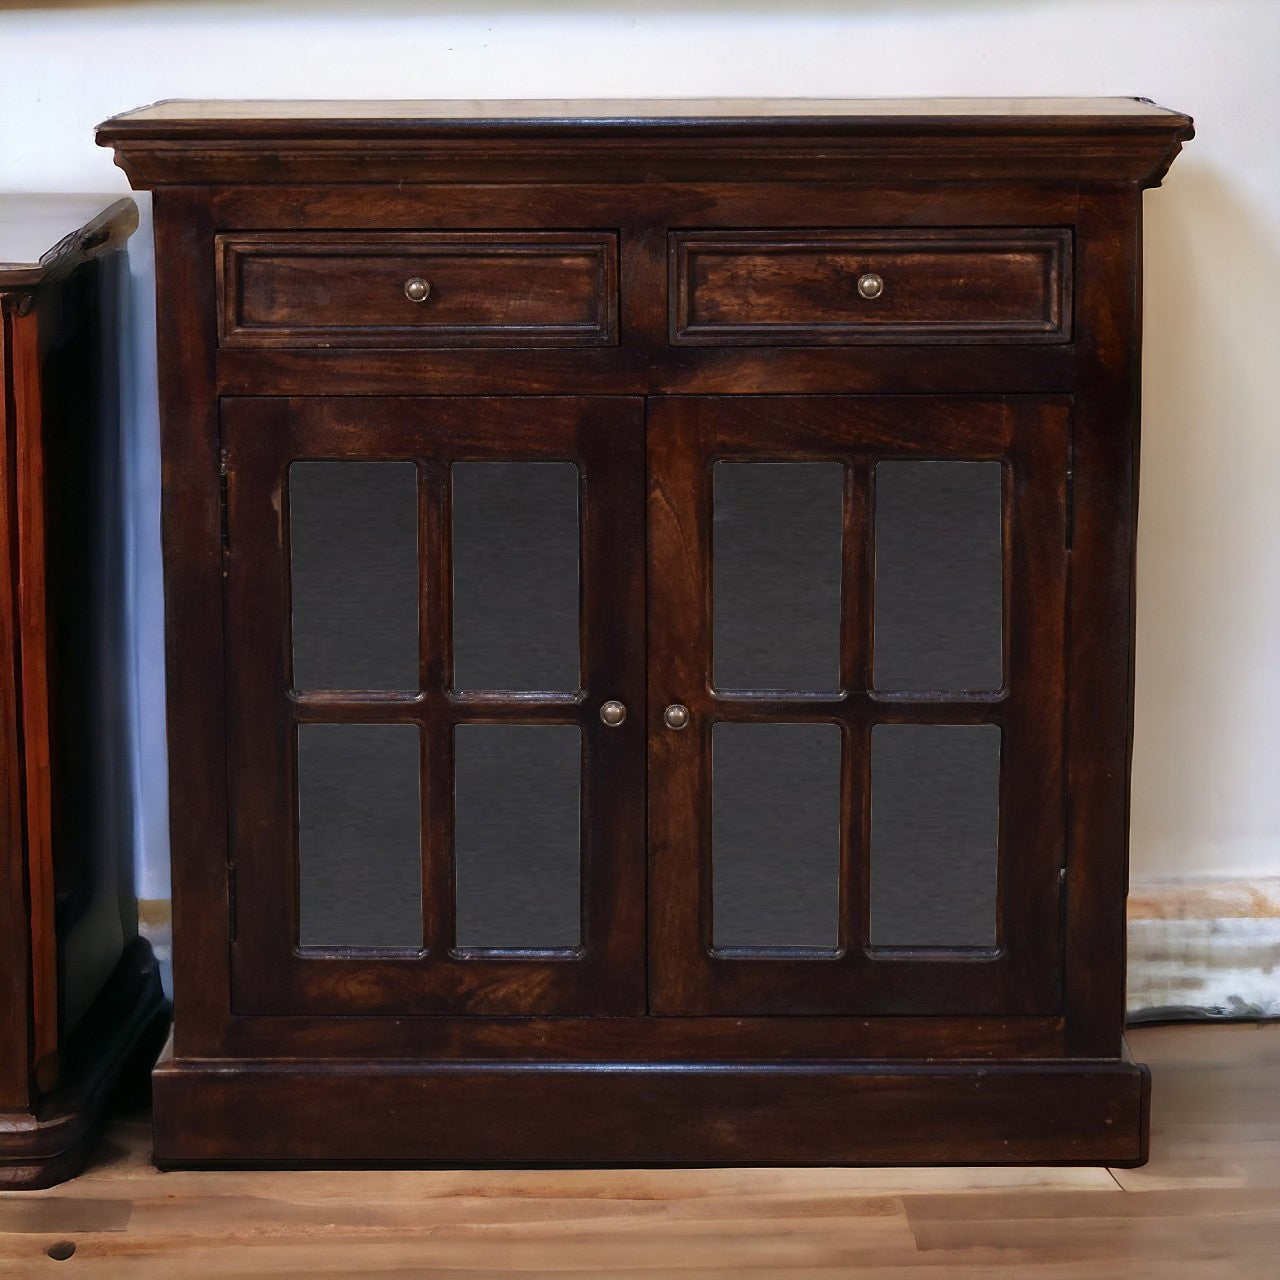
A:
[648,396,1068,1016]
[222,396,646,1016]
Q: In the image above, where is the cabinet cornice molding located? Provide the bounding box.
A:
[97,98,1194,190]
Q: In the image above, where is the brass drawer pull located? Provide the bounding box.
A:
[856,271,884,300]
[663,704,690,731]
[599,700,627,727]
[403,276,431,303]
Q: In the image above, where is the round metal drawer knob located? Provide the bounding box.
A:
[663,703,690,731]
[404,276,432,303]
[599,700,627,727]
[856,271,884,300]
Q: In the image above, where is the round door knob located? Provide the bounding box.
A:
[663,703,690,731]
[599,700,627,727]
[856,271,884,300]
[404,276,431,303]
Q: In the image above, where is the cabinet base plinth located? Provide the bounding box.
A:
[1,941,170,1189]
[153,1038,1149,1168]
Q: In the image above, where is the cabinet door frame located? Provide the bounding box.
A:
[222,395,646,1017]
[647,395,1069,1016]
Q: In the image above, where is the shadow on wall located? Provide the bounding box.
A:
[1131,158,1280,880]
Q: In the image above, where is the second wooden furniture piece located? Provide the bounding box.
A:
[98,98,1194,1168]
[0,195,168,1188]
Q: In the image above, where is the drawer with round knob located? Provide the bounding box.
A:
[670,228,1072,345]
[216,231,618,348]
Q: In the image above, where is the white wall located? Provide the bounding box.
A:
[2,0,1277,895]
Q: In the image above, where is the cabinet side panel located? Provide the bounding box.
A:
[0,301,33,1108]
[152,190,231,1056]
[9,305,58,1081]
[1064,189,1143,1056]
[40,255,135,1040]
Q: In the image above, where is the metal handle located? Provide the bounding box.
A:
[599,700,627,727]
[663,704,690,731]
[856,272,884,300]
[404,276,431,303]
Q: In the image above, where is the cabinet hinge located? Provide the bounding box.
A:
[1065,460,1075,550]
[219,449,231,572]
[228,863,238,943]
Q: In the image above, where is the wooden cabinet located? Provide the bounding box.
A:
[0,196,168,1188]
[98,98,1194,1168]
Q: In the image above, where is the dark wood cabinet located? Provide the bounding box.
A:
[0,196,168,1188]
[98,98,1193,1168]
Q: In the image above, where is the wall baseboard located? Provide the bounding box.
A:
[1126,877,1280,1022]
[137,878,1280,1023]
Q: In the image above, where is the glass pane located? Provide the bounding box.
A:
[290,461,419,691]
[874,460,1002,692]
[712,722,841,949]
[454,724,581,949]
[297,723,422,948]
[452,462,580,691]
[713,462,844,690]
[869,724,1000,948]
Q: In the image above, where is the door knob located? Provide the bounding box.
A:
[663,704,690,731]
[599,700,627,727]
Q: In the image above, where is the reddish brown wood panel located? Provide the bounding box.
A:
[93,100,1192,1168]
[217,231,618,348]
[151,188,233,1060]
[672,228,1072,345]
[0,198,167,1187]
[1063,190,1144,1058]
[7,306,57,1076]
[151,1042,1150,1168]
[223,395,647,1018]
[0,301,32,1111]
[96,97,1193,189]
[209,1012,1068,1062]
[647,395,1069,1017]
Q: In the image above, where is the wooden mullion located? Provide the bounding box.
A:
[421,458,452,957]
[846,457,874,958]
[292,694,426,722]
[446,696,584,724]
[711,693,1006,725]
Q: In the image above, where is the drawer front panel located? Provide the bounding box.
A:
[671,228,1072,345]
[218,232,618,348]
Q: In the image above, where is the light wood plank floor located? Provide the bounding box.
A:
[1,1023,1276,1278]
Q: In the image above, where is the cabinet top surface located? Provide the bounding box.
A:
[97,98,1192,190]
[0,195,137,288]
[101,96,1187,132]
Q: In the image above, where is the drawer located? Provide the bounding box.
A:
[216,231,618,348]
[670,228,1072,345]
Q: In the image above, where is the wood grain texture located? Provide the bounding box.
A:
[0,942,165,1190]
[96,97,1193,188]
[646,396,1067,1018]
[0,196,137,288]
[217,231,618,348]
[0,197,167,1188]
[150,188,232,1061]
[0,290,32,1112]
[671,228,1072,345]
[100,101,1193,1168]
[222,396,647,1018]
[1063,190,1143,1059]
[148,1037,1149,1167]
[100,96,1189,122]
[0,1025,1273,1278]
[8,304,57,1077]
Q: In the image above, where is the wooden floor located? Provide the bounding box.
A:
[1,1023,1276,1277]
